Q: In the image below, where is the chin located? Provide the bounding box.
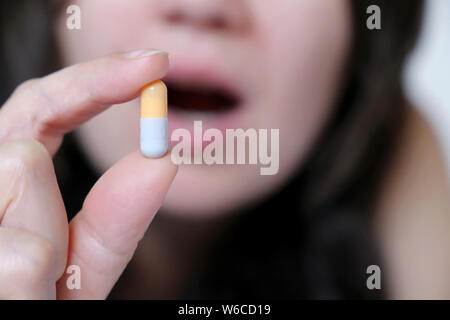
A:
[161,163,287,218]
[162,168,242,217]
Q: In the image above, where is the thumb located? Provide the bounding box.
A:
[56,151,177,299]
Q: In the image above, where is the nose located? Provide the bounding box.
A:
[156,0,249,32]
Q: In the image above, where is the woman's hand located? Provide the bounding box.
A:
[0,50,177,299]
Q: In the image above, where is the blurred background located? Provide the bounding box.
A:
[404,0,450,174]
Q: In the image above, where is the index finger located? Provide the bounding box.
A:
[0,49,169,155]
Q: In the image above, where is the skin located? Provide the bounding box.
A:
[375,108,450,299]
[0,0,448,299]
[56,0,352,216]
[53,0,352,297]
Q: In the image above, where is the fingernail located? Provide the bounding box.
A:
[123,49,168,59]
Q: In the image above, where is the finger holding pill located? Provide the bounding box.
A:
[0,51,177,299]
[0,51,169,156]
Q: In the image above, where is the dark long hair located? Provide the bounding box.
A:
[0,0,424,299]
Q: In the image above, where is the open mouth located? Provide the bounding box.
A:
[166,80,240,114]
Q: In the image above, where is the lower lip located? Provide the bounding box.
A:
[167,106,243,149]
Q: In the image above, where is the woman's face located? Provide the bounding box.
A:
[56,0,351,216]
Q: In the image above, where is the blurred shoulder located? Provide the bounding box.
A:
[374,104,450,299]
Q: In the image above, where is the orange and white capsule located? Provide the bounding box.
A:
[140,80,168,158]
